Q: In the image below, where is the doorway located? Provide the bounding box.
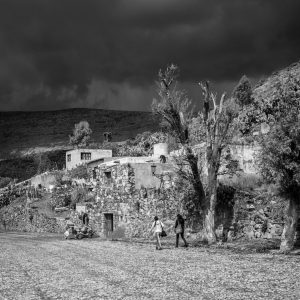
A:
[104,213,114,238]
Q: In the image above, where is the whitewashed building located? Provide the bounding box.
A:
[65,148,112,170]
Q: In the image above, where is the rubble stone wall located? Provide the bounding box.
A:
[0,166,287,242]
[224,190,286,241]
[74,163,181,238]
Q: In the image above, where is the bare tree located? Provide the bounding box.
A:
[199,81,237,243]
[152,65,238,243]
[152,65,205,224]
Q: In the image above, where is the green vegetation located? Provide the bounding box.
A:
[232,75,253,107]
[241,73,300,251]
[69,120,92,148]
[67,165,88,180]
[0,177,12,189]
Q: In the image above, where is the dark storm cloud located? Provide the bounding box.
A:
[0,0,299,111]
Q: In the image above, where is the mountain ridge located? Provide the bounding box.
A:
[0,108,160,158]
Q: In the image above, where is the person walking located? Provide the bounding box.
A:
[150,216,164,250]
[175,214,188,248]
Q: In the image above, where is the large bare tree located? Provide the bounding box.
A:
[152,65,237,243]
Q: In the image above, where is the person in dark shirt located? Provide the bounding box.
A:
[82,213,89,226]
[174,214,188,248]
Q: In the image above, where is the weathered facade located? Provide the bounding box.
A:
[77,154,180,238]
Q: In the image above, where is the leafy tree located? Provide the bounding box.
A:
[241,75,300,251]
[152,64,238,243]
[233,75,253,107]
[69,121,92,148]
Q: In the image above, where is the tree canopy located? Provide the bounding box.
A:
[69,121,92,148]
[233,75,253,107]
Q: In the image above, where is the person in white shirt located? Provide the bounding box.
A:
[150,216,164,250]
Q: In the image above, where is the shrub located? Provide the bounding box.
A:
[64,195,72,207]
[221,173,263,191]
[70,186,88,208]
[0,177,12,188]
[68,165,88,179]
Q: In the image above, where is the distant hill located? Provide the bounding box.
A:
[0,108,160,159]
[1,60,299,159]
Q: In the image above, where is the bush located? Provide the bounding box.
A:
[221,173,263,191]
[64,195,72,207]
[68,165,88,179]
[70,186,88,208]
[0,177,12,188]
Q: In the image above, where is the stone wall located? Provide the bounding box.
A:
[229,144,260,174]
[0,199,64,233]
[85,162,287,241]
[0,163,287,243]
[79,163,181,238]
[225,190,286,241]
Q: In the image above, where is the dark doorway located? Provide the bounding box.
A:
[104,213,113,238]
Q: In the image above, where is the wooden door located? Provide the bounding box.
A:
[104,213,113,238]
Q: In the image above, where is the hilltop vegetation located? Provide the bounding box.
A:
[253,60,300,102]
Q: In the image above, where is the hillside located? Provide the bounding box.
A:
[0,60,299,159]
[253,60,300,101]
[0,108,160,158]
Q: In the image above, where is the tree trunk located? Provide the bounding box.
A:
[203,166,218,244]
[185,148,205,208]
[280,196,299,252]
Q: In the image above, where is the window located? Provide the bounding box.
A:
[67,154,71,162]
[104,171,112,184]
[81,152,91,160]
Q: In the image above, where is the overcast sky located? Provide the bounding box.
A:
[0,0,299,111]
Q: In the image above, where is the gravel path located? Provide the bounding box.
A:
[0,232,299,300]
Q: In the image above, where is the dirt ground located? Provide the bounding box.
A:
[0,232,299,300]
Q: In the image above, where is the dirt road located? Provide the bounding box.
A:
[0,232,299,299]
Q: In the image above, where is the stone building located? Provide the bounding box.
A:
[65,148,112,170]
[72,142,263,238]
[74,143,181,238]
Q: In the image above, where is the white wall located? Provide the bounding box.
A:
[66,149,112,170]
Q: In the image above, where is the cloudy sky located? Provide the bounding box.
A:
[0,0,299,111]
